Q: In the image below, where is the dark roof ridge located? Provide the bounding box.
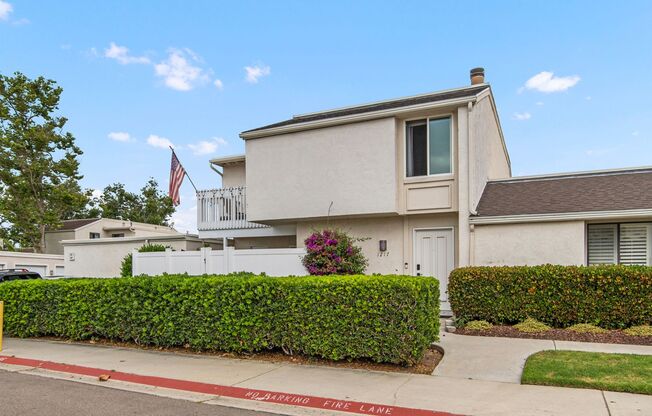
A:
[241,84,490,135]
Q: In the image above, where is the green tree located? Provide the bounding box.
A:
[92,178,175,226]
[0,72,88,252]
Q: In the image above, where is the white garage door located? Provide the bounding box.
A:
[15,264,48,276]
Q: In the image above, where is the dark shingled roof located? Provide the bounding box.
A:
[52,218,100,231]
[475,168,652,217]
[242,84,490,134]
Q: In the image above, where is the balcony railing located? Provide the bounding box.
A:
[197,186,268,231]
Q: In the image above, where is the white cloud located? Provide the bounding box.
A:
[633,131,640,137]
[244,65,271,83]
[11,17,28,25]
[187,137,228,155]
[213,79,223,90]
[104,42,150,65]
[0,1,12,20]
[146,134,175,149]
[154,49,210,91]
[535,101,544,106]
[513,112,532,121]
[107,132,131,142]
[585,96,592,101]
[91,189,103,199]
[523,71,580,93]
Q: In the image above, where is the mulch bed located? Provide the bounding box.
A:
[456,326,652,346]
[38,336,442,375]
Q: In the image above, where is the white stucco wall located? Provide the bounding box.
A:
[297,216,405,275]
[222,162,246,188]
[44,230,74,255]
[296,213,458,275]
[469,95,511,211]
[246,117,398,222]
[472,221,585,266]
[63,237,213,278]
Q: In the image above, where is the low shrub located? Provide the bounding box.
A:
[624,325,652,337]
[464,320,494,331]
[449,265,652,329]
[566,324,607,334]
[514,318,551,333]
[0,274,439,365]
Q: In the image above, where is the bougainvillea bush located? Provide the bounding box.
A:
[302,229,368,275]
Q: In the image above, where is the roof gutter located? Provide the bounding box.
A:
[240,95,481,140]
[470,208,652,225]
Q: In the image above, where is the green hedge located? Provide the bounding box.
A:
[449,265,652,329]
[0,274,439,365]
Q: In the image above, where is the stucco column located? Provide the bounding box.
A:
[457,106,471,267]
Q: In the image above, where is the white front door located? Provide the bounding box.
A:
[414,229,454,308]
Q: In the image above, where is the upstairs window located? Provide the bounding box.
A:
[89,232,100,239]
[587,223,651,266]
[406,116,452,177]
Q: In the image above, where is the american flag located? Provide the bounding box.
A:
[169,150,186,206]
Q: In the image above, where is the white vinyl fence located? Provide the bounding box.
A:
[132,247,308,277]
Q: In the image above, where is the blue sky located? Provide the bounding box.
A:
[1,1,651,231]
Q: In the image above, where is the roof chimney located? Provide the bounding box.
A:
[470,67,485,85]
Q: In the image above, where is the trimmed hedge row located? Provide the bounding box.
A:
[0,274,439,365]
[449,265,652,329]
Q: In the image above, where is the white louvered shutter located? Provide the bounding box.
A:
[619,224,649,265]
[587,224,617,265]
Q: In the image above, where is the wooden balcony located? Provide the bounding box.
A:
[196,186,268,231]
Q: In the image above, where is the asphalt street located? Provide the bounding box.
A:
[0,369,284,416]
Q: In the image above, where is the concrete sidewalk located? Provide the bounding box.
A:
[435,331,652,383]
[1,338,650,416]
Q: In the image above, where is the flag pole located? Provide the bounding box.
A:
[170,146,198,192]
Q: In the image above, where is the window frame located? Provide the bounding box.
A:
[89,232,100,239]
[404,114,454,180]
[586,222,652,266]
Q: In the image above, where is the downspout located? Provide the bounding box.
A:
[209,161,223,177]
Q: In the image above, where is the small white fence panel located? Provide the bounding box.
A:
[133,247,307,277]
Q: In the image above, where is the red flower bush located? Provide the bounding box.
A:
[302,229,368,275]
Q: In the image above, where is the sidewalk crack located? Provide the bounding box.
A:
[392,376,413,405]
[601,391,612,416]
[232,363,286,387]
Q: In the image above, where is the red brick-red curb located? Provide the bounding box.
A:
[0,355,461,416]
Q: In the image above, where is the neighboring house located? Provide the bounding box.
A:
[0,251,64,277]
[44,218,180,255]
[195,68,652,312]
[63,234,221,278]
[471,167,652,266]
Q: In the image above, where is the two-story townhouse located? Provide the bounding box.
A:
[197,68,652,312]
[198,68,510,311]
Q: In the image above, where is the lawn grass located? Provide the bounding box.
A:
[522,350,652,395]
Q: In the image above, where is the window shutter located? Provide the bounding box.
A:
[587,224,617,265]
[619,224,649,265]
